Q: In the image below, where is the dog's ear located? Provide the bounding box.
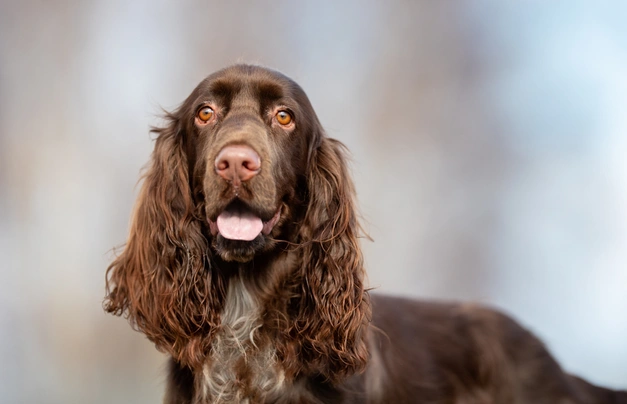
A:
[104,112,224,369]
[289,134,370,381]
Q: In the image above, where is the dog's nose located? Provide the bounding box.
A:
[215,145,261,184]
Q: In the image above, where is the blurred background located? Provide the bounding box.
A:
[1,1,626,402]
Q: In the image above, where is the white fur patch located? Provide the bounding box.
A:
[364,337,386,400]
[195,276,286,403]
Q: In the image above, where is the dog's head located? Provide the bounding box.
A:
[104,65,369,378]
[168,66,324,262]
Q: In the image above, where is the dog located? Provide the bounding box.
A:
[105,64,626,403]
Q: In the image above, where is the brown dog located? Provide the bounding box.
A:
[105,65,626,403]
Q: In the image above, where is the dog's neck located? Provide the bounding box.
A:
[195,264,286,403]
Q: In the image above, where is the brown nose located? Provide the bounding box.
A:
[214,145,261,184]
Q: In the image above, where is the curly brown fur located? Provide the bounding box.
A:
[104,112,226,369]
[105,65,626,403]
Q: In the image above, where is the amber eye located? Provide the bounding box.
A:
[276,110,292,126]
[197,106,214,123]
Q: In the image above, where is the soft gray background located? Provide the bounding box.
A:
[1,1,626,403]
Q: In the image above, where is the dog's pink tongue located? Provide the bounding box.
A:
[216,210,263,241]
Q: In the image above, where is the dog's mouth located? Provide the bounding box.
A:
[208,201,281,241]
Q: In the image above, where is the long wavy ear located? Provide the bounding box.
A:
[291,135,371,381]
[104,114,224,369]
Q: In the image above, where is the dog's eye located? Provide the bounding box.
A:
[276,110,292,126]
[197,107,214,123]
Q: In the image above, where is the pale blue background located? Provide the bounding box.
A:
[1,1,626,402]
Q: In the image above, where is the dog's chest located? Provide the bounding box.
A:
[195,279,286,403]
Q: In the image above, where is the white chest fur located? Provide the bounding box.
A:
[195,277,285,403]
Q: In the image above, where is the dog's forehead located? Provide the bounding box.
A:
[187,65,311,113]
[200,66,294,100]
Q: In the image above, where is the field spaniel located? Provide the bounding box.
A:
[105,64,626,403]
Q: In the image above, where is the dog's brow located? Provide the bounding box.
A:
[256,82,284,103]
[209,79,241,100]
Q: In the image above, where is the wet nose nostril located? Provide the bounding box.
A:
[215,145,261,183]
[242,159,259,172]
[216,160,229,171]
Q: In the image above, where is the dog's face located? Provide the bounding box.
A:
[177,65,318,262]
[105,65,369,375]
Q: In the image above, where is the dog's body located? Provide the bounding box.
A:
[105,65,625,403]
[165,289,625,403]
